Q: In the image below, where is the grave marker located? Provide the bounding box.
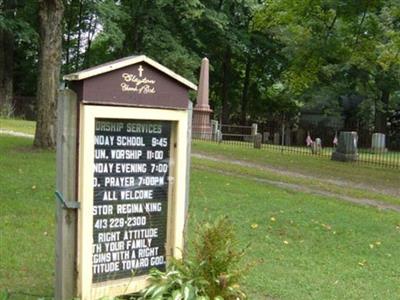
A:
[273,133,280,145]
[331,131,358,162]
[371,133,387,153]
[311,138,322,154]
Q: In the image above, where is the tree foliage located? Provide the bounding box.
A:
[255,0,400,131]
[4,0,400,135]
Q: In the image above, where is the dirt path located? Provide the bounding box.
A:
[0,129,34,138]
[193,152,400,213]
[3,129,399,212]
[193,152,400,198]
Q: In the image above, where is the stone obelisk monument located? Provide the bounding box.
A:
[193,57,212,139]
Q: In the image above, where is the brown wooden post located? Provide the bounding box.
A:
[55,89,78,300]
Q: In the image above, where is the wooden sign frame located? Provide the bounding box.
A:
[77,104,189,299]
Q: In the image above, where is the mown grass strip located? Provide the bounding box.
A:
[192,140,400,193]
[0,136,55,297]
[0,118,36,135]
[192,156,400,207]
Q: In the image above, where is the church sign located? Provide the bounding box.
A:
[59,55,196,300]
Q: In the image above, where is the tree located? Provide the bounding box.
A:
[0,0,16,117]
[1,0,38,117]
[33,0,64,148]
[0,15,13,116]
[57,0,284,126]
[254,0,400,133]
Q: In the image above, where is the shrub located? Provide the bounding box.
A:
[0,102,14,118]
[134,217,247,300]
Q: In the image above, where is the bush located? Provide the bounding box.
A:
[0,102,14,118]
[133,217,247,300]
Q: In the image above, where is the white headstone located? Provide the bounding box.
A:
[311,138,322,154]
[371,133,386,153]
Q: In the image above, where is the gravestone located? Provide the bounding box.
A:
[251,123,258,136]
[311,138,322,154]
[211,120,219,142]
[216,129,222,143]
[192,58,212,139]
[273,133,280,145]
[254,133,262,149]
[371,133,387,153]
[284,129,291,146]
[263,132,270,143]
[331,131,358,161]
[58,55,196,300]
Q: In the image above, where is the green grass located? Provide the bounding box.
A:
[192,140,400,193]
[0,136,55,298]
[1,135,400,299]
[0,118,36,135]
[190,168,400,299]
[260,143,400,164]
[192,157,400,206]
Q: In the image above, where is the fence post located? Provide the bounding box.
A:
[254,133,262,149]
[55,89,78,300]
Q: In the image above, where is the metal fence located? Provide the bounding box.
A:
[219,124,255,146]
[192,121,400,169]
[192,123,256,148]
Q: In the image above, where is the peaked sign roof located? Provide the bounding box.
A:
[63,55,197,91]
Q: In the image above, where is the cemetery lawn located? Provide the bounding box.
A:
[0,135,55,298]
[192,157,400,207]
[1,135,400,299]
[0,117,36,135]
[192,140,400,197]
[190,167,400,299]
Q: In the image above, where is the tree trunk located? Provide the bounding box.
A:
[64,1,72,74]
[83,13,96,68]
[34,0,64,149]
[375,90,390,133]
[240,55,251,125]
[75,0,83,70]
[0,6,14,117]
[221,48,231,124]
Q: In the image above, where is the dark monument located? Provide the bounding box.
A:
[331,131,358,161]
